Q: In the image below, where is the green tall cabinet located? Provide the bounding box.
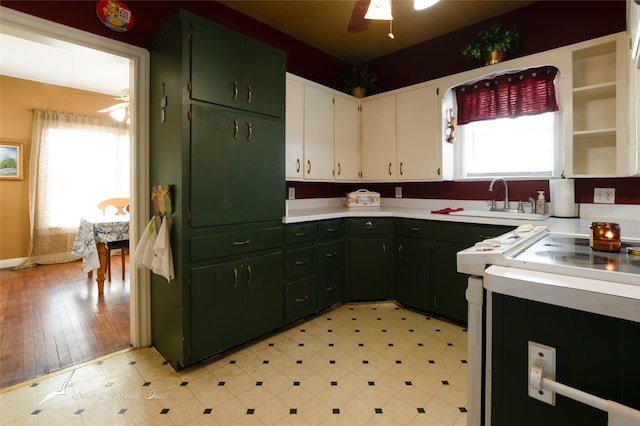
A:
[148,10,286,370]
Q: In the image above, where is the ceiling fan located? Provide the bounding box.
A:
[347,0,439,34]
[98,88,129,122]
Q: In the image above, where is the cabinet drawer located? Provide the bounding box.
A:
[348,218,393,235]
[285,245,317,279]
[285,223,318,245]
[191,225,282,262]
[395,219,431,239]
[318,269,344,310]
[318,219,345,240]
[285,277,318,323]
[317,240,344,270]
[433,222,513,245]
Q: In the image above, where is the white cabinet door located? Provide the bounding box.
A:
[361,95,396,181]
[396,84,441,180]
[304,85,335,180]
[285,75,304,180]
[334,96,360,181]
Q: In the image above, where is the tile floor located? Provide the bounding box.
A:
[0,302,468,425]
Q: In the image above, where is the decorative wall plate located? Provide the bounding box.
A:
[96,0,134,32]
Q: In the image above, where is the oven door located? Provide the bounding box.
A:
[483,265,640,426]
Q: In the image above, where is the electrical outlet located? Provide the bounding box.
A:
[288,187,295,200]
[395,186,402,198]
[594,188,615,204]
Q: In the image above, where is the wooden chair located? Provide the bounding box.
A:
[97,198,130,281]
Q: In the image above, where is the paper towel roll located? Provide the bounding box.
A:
[550,179,579,217]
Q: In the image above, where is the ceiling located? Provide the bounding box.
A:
[0,32,129,97]
[219,0,534,64]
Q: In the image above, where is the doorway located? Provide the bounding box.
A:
[0,6,151,381]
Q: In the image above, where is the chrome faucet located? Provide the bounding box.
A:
[489,177,509,211]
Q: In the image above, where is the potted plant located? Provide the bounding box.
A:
[461,22,520,65]
[339,64,381,98]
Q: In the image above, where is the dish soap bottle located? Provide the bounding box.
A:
[535,191,546,215]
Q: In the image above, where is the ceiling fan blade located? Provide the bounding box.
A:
[347,0,371,33]
[98,102,129,113]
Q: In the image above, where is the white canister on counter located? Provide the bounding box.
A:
[549,178,579,217]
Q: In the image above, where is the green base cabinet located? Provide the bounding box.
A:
[347,218,393,301]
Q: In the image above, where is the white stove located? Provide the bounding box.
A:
[456,225,640,426]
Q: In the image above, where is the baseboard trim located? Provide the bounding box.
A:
[0,257,27,270]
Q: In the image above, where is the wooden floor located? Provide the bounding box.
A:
[0,256,131,389]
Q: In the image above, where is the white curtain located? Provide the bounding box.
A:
[23,109,130,266]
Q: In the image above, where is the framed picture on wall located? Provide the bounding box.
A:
[0,143,24,180]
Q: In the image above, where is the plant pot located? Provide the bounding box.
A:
[351,86,367,98]
[482,50,506,65]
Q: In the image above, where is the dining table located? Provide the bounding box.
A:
[72,216,130,294]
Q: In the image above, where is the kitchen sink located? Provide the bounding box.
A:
[450,210,550,221]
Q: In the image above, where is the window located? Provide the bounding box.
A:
[451,66,561,179]
[459,112,556,178]
[43,126,129,228]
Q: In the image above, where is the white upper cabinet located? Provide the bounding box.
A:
[285,75,304,180]
[304,85,335,181]
[361,83,441,182]
[334,95,361,181]
[566,33,628,177]
[396,84,441,180]
[361,95,397,181]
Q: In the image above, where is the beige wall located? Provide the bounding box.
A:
[0,76,120,261]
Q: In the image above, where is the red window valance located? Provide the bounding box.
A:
[455,66,559,125]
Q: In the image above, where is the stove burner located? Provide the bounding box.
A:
[514,235,640,276]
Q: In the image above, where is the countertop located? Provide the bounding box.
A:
[283,198,640,242]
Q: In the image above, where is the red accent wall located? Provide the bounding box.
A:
[4,0,635,205]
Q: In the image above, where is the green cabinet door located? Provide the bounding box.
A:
[190,259,243,362]
[190,104,283,227]
[349,236,391,301]
[242,251,284,341]
[396,238,431,312]
[431,243,468,324]
[240,112,284,223]
[191,21,243,109]
[241,40,286,118]
[191,103,243,227]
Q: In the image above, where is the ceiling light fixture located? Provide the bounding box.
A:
[365,0,393,20]
[414,0,439,10]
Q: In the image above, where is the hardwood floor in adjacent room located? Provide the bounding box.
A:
[0,257,131,389]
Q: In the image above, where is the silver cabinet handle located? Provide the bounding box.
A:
[363,221,374,229]
[233,80,239,100]
[295,295,309,303]
[295,231,308,237]
[295,258,309,265]
[232,240,250,246]
[400,162,404,175]
[233,267,238,288]
[296,158,300,173]
[307,160,311,174]
[337,162,342,175]
[382,242,387,256]
[233,119,239,139]
[246,122,253,141]
[325,251,337,258]
[398,243,403,258]
[247,84,252,104]
[388,162,392,175]
[247,265,252,285]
